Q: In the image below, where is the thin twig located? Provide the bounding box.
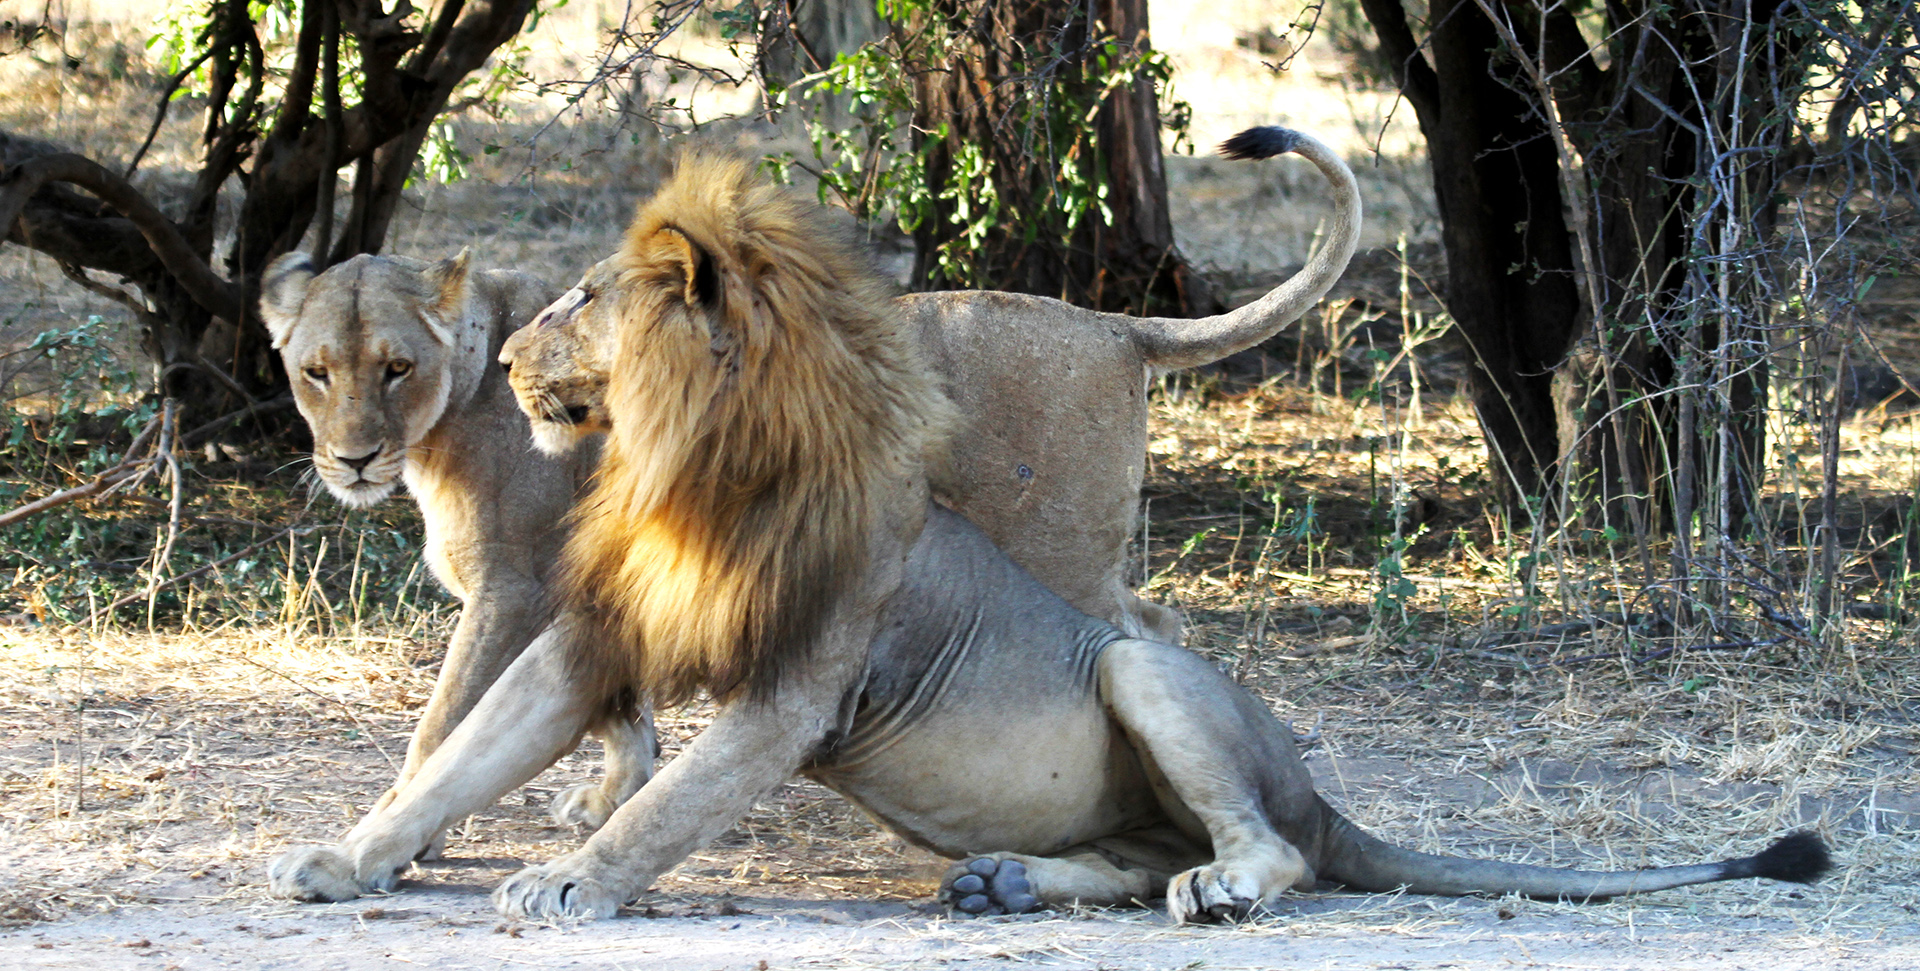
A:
[146,400,185,629]
[0,414,163,529]
[125,49,215,179]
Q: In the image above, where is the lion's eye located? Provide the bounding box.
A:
[386,360,413,380]
[304,366,329,384]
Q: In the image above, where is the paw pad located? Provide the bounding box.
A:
[943,857,1040,916]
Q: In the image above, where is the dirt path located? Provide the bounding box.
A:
[6,880,1916,970]
[5,629,1915,971]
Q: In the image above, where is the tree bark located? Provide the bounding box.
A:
[901,0,1217,316]
[1360,0,1581,508]
[1358,0,1792,531]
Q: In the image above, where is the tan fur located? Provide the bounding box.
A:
[258,250,656,836]
[271,153,1827,923]
[501,130,1369,647]
[559,156,952,706]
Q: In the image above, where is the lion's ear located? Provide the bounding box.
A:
[661,229,719,310]
[259,252,316,349]
[420,247,473,345]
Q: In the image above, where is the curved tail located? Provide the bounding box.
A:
[1319,806,1831,900]
[1125,127,1364,373]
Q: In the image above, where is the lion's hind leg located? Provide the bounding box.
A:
[941,845,1167,916]
[1097,638,1322,923]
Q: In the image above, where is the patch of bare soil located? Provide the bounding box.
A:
[3,625,1917,970]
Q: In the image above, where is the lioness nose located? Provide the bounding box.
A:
[337,447,381,472]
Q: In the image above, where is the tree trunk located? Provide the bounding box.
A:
[1359,0,1582,509]
[1358,0,1792,534]
[900,0,1217,316]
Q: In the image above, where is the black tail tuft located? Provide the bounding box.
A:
[1733,830,1832,885]
[1220,126,1304,161]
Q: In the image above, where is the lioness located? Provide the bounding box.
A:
[499,127,1368,649]
[270,147,1829,921]
[258,252,656,834]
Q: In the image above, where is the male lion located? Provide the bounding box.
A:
[258,252,656,835]
[499,127,1368,648]
[270,148,1830,921]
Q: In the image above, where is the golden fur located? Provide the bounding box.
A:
[268,151,1830,922]
[561,156,952,705]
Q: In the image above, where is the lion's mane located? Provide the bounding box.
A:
[560,155,951,706]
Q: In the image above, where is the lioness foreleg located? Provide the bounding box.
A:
[550,707,658,832]
[1098,639,1320,923]
[269,626,599,902]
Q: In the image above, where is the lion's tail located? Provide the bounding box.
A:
[1123,127,1364,374]
[1317,802,1831,900]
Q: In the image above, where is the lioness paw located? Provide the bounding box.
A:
[268,845,402,902]
[940,856,1040,916]
[1167,865,1264,924]
[492,864,622,920]
[549,783,616,832]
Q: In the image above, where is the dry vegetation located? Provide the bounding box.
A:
[2,1,1919,967]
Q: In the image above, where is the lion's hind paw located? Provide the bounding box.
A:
[941,856,1040,917]
[492,864,622,920]
[268,845,399,902]
[1166,865,1261,924]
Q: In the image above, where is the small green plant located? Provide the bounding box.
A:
[768,0,1192,304]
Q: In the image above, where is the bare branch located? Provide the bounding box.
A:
[0,152,244,323]
[0,413,163,530]
[56,261,145,314]
[125,49,214,179]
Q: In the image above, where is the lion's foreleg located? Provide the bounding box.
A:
[491,634,872,921]
[1097,639,1320,923]
[270,626,595,903]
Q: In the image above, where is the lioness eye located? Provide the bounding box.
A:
[387,360,413,380]
[304,366,328,384]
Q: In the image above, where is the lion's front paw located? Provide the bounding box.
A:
[1166,864,1263,924]
[940,856,1040,916]
[492,864,623,920]
[414,830,449,862]
[267,845,404,902]
[549,783,617,832]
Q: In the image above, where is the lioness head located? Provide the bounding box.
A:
[259,250,477,508]
[497,258,616,456]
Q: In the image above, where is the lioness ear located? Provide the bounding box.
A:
[420,247,473,345]
[660,228,718,309]
[259,252,316,350]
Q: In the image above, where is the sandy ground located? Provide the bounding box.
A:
[9,891,1918,971]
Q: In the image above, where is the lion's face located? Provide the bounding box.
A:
[498,257,618,456]
[259,252,473,508]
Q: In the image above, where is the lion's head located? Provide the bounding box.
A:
[260,250,482,508]
[498,259,616,456]
[544,154,950,705]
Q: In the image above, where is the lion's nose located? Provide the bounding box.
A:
[500,359,513,376]
[337,447,381,472]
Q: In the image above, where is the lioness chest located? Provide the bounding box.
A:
[808,508,1163,858]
